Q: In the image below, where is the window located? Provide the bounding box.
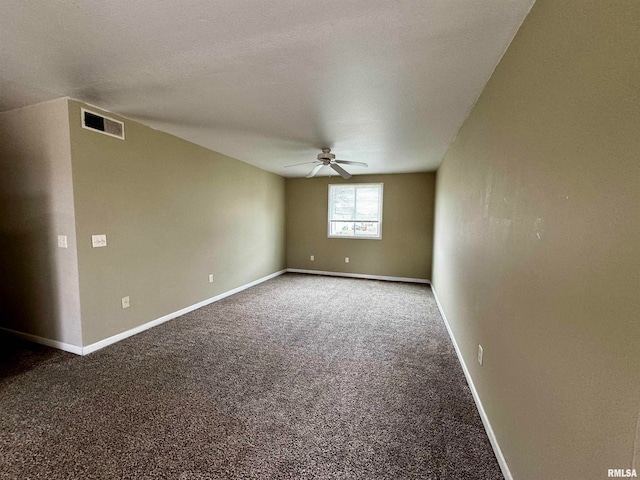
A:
[328,183,383,239]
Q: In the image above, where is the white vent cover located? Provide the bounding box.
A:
[81,108,124,139]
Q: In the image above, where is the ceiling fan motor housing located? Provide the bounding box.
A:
[318,148,336,163]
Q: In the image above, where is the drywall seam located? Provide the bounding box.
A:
[82,269,287,355]
[430,284,513,480]
[0,327,83,355]
[65,98,84,347]
[286,268,430,284]
[60,97,84,348]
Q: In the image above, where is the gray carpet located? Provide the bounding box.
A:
[0,273,503,479]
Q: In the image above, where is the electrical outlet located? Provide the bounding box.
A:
[310,255,314,261]
[91,234,107,248]
[121,296,130,309]
[345,257,349,263]
[208,274,214,283]
[478,345,484,366]
[57,235,68,248]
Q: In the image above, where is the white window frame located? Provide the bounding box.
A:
[327,183,383,240]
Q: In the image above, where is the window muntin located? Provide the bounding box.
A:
[328,183,383,239]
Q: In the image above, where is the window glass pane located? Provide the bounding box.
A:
[329,221,355,236]
[354,221,379,237]
[332,186,355,220]
[355,187,380,221]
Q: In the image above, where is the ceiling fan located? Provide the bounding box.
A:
[285,148,368,179]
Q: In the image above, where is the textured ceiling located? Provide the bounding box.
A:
[0,0,534,177]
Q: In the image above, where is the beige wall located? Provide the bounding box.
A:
[0,98,82,346]
[68,100,286,345]
[433,1,640,479]
[287,173,435,279]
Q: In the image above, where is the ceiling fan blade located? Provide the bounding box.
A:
[334,160,368,167]
[285,161,319,168]
[330,163,352,179]
[306,164,324,178]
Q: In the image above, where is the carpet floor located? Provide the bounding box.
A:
[0,273,503,479]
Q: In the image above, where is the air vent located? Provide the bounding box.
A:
[81,108,124,139]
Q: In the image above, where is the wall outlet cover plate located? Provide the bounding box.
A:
[92,234,107,248]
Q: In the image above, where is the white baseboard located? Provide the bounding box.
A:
[2,269,510,479]
[1,270,287,356]
[82,269,287,355]
[0,327,83,355]
[430,284,513,480]
[286,268,430,284]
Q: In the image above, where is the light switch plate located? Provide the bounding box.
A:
[57,235,68,248]
[92,234,107,248]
